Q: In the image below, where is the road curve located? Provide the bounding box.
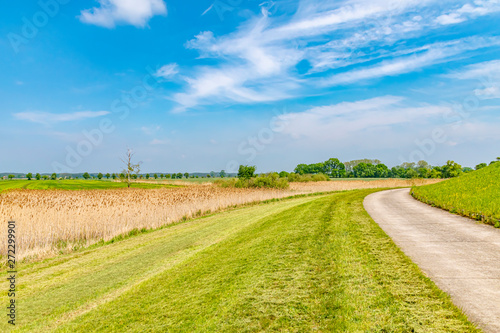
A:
[364,189,500,333]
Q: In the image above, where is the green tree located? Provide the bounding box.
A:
[83,172,90,180]
[160,174,164,179]
[26,173,33,180]
[154,174,158,179]
[97,173,103,180]
[42,175,49,180]
[294,164,308,175]
[220,170,226,178]
[112,173,117,179]
[176,173,183,179]
[324,158,346,178]
[105,173,111,179]
[475,163,487,170]
[441,161,462,178]
[238,165,256,180]
[279,171,289,178]
[406,168,419,179]
[166,174,171,179]
[8,174,14,180]
[146,174,150,179]
[36,173,41,180]
[184,172,189,179]
[51,173,57,180]
[374,164,389,178]
[344,159,382,174]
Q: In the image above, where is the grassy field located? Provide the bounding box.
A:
[0,180,181,192]
[1,190,477,332]
[411,162,500,226]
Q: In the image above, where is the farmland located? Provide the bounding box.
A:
[411,162,500,226]
[0,190,477,332]
[0,178,441,262]
[0,180,180,192]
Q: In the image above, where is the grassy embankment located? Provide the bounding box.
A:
[1,190,478,332]
[0,180,181,192]
[411,162,500,227]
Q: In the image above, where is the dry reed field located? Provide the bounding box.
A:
[0,179,441,261]
[289,178,443,192]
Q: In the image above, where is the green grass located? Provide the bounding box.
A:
[0,180,181,192]
[1,190,478,332]
[411,162,500,226]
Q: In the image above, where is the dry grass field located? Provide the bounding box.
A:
[0,179,441,261]
[289,178,443,192]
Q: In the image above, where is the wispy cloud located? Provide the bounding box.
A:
[149,138,170,145]
[79,0,167,28]
[170,0,498,111]
[275,96,451,141]
[13,111,110,125]
[445,59,500,79]
[322,37,500,85]
[435,1,500,25]
[155,63,179,79]
[141,125,161,135]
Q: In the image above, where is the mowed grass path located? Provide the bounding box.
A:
[2,190,477,332]
[0,180,181,192]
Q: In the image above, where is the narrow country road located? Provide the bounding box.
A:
[364,189,500,333]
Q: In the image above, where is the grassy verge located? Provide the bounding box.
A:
[0,180,182,192]
[411,162,500,226]
[1,190,478,332]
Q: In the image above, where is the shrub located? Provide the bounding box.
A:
[216,173,289,189]
[287,173,329,182]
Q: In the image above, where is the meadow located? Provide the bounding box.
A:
[411,162,500,226]
[0,190,478,332]
[0,180,180,192]
[0,178,441,261]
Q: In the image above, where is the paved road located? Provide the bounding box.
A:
[364,189,500,333]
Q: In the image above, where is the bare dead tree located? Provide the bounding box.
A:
[120,148,141,188]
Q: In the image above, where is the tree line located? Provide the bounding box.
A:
[4,157,498,182]
[291,157,500,179]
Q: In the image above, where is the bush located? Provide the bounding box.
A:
[216,173,289,189]
[287,173,329,182]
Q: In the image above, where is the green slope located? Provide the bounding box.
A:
[0,180,180,192]
[411,162,500,226]
[1,190,478,332]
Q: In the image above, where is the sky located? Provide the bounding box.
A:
[1,0,499,173]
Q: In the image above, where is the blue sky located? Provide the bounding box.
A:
[1,0,499,173]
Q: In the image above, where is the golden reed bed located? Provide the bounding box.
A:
[0,179,441,261]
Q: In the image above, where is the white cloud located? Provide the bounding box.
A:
[275,96,450,141]
[13,111,110,125]
[79,0,167,28]
[475,86,500,99]
[155,63,179,79]
[150,138,170,145]
[436,13,466,25]
[141,125,161,135]
[435,1,500,26]
[446,59,500,79]
[171,0,498,111]
[322,37,500,85]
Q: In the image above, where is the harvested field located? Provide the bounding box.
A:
[0,179,441,261]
